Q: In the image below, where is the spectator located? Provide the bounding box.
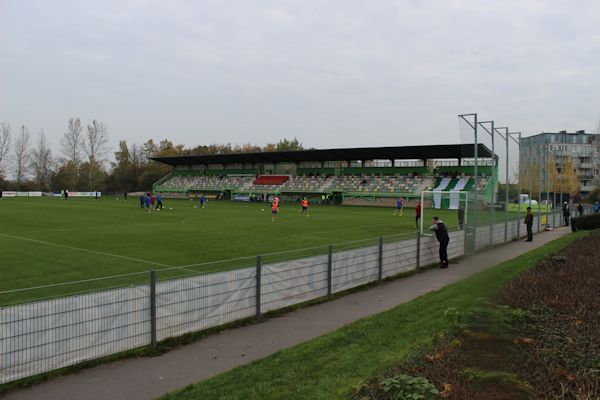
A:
[562,202,570,226]
[457,207,465,230]
[593,201,600,214]
[524,207,533,242]
[428,216,449,268]
[577,203,584,216]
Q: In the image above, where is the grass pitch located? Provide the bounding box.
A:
[0,197,464,304]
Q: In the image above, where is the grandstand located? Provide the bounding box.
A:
[151,144,497,207]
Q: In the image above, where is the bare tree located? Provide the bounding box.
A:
[60,117,84,189]
[13,125,31,190]
[0,121,10,179]
[83,120,109,189]
[84,120,109,161]
[30,130,53,190]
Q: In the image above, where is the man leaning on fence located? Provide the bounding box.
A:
[428,216,449,268]
[524,206,533,242]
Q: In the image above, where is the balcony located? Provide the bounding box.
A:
[579,163,595,169]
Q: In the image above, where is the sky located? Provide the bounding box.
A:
[1,0,600,157]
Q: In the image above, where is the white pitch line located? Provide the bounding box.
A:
[0,232,172,269]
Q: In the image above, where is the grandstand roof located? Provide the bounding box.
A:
[151,144,495,166]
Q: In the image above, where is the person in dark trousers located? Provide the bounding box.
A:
[524,206,533,242]
[64,189,69,200]
[562,202,570,226]
[155,193,163,210]
[428,216,449,268]
[577,203,584,216]
[123,191,128,201]
[457,207,465,230]
[139,193,145,209]
[415,201,422,229]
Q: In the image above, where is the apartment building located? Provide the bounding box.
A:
[520,130,600,194]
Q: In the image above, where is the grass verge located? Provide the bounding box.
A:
[160,232,585,400]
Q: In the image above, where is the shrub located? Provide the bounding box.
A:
[381,374,439,400]
[573,214,600,230]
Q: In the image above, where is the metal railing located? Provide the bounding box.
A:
[0,216,550,384]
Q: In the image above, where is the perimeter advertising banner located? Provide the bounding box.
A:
[1,191,101,198]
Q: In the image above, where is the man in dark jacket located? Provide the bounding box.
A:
[562,202,570,226]
[428,216,450,268]
[524,206,533,242]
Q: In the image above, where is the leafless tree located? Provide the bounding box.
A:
[30,130,53,190]
[12,125,31,189]
[0,121,11,179]
[84,120,109,162]
[83,120,109,189]
[60,117,84,189]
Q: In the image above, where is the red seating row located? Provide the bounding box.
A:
[252,175,289,185]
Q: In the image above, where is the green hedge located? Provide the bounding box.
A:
[574,214,600,230]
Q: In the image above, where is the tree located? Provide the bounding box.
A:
[109,140,137,192]
[273,137,304,152]
[0,121,10,179]
[12,125,31,190]
[84,120,109,190]
[60,117,84,189]
[29,130,54,191]
[51,161,77,192]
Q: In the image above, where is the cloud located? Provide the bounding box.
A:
[1,0,600,156]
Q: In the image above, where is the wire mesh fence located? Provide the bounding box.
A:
[0,216,556,384]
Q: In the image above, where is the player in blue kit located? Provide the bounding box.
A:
[144,193,151,213]
[394,197,404,216]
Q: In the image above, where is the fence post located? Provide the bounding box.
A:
[416,231,421,271]
[378,237,383,281]
[463,225,468,257]
[327,245,333,296]
[255,255,262,321]
[150,270,157,348]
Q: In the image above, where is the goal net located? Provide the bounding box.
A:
[419,190,470,236]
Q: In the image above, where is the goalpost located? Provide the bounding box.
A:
[419,190,470,236]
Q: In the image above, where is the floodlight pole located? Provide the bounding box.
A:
[537,142,542,232]
[546,145,550,228]
[478,120,495,247]
[495,127,509,243]
[559,131,565,224]
[459,113,478,252]
[529,140,533,212]
[508,132,521,239]
[551,146,557,227]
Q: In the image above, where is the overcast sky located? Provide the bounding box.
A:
[1,0,600,156]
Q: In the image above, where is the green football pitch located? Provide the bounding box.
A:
[0,197,466,304]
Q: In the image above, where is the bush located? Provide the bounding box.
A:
[574,214,600,230]
[381,374,439,400]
